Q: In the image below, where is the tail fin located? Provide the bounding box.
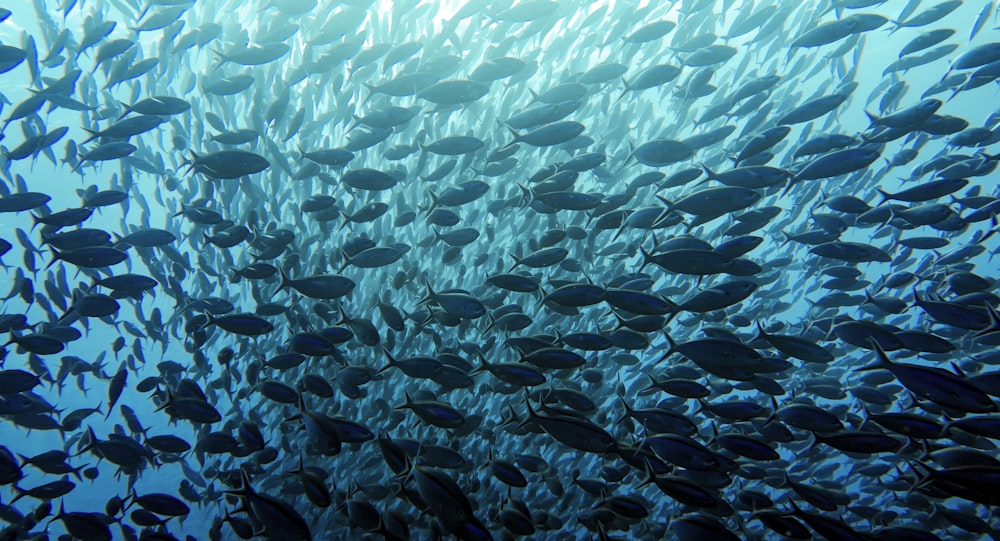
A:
[876,188,892,205]
[46,247,62,270]
[858,339,894,371]
[271,267,290,300]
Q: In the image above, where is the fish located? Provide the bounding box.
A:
[0,1,997,540]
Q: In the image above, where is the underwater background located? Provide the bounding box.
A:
[1,0,999,539]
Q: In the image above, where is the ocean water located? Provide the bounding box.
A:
[0,0,999,539]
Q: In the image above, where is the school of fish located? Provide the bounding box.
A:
[1,0,1000,539]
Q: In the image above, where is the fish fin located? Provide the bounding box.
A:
[271,267,289,301]
[424,189,439,215]
[974,302,1000,338]
[505,126,520,145]
[507,253,522,272]
[621,141,635,170]
[699,162,716,180]
[858,339,893,371]
[45,247,62,270]
[910,285,923,308]
[515,183,531,208]
[763,396,781,427]
[637,244,654,272]
[754,320,768,342]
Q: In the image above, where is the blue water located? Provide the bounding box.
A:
[1,0,999,539]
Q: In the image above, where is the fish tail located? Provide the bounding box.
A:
[424,189,440,215]
[876,188,893,205]
[180,151,198,176]
[857,339,893,371]
[974,303,1000,338]
[515,183,531,208]
[619,142,635,170]
[505,126,520,145]
[45,247,62,270]
[907,461,939,493]
[416,278,437,307]
[507,253,522,272]
[270,268,291,302]
[655,334,678,365]
[470,352,489,376]
[699,162,716,180]
[779,178,796,198]
[637,244,654,272]
[615,395,633,426]
[754,320,768,342]
[359,84,378,108]
[864,109,879,126]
